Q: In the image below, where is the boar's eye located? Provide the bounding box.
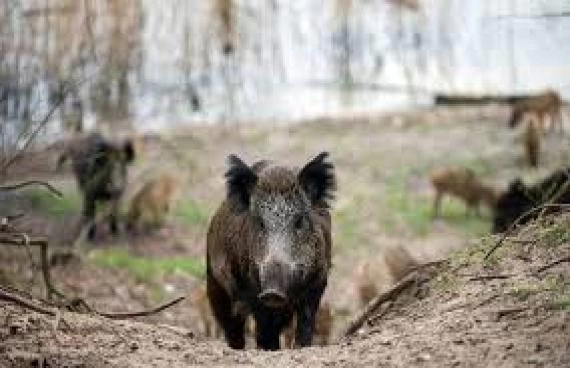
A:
[293,214,306,231]
[254,215,265,231]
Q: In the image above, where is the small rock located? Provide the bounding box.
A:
[129,341,139,351]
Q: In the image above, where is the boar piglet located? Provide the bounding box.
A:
[206,152,335,350]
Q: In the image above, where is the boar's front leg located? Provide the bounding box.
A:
[294,283,326,348]
[206,271,246,349]
[255,308,292,351]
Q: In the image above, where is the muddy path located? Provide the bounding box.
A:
[1,106,569,366]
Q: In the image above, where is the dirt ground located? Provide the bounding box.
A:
[1,106,569,367]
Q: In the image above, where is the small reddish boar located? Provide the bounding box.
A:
[384,245,419,282]
[127,173,180,231]
[508,89,563,134]
[430,166,497,217]
[356,245,418,308]
[206,152,336,350]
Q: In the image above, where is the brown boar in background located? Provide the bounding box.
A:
[430,166,497,217]
[509,89,563,134]
[127,173,180,232]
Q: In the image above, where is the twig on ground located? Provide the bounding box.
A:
[0,288,57,317]
[533,255,570,274]
[366,301,393,326]
[484,203,570,261]
[496,307,528,319]
[95,296,186,319]
[0,180,63,197]
[467,274,514,281]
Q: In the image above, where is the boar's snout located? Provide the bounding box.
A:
[257,289,287,308]
[257,260,298,308]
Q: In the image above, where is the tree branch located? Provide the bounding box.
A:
[0,180,63,197]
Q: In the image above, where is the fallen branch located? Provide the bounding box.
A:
[0,180,63,197]
[0,285,186,321]
[496,307,528,319]
[0,288,57,317]
[484,203,570,261]
[534,255,570,274]
[0,233,66,300]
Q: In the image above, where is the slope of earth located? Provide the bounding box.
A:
[1,214,568,367]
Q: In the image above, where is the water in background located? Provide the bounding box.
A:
[1,0,569,140]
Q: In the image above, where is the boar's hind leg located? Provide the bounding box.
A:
[206,272,246,349]
[83,195,97,240]
[295,283,326,348]
[255,309,292,351]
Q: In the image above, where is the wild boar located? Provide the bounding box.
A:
[206,152,336,350]
[58,132,135,240]
[492,167,570,233]
[430,166,497,217]
[126,173,180,232]
[508,89,563,134]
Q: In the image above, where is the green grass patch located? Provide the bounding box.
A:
[508,285,537,301]
[539,221,570,248]
[549,297,570,311]
[175,198,210,226]
[333,207,360,249]
[90,248,205,282]
[24,188,81,216]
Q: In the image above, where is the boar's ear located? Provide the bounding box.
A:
[225,154,257,211]
[508,178,525,194]
[298,152,336,207]
[123,140,136,163]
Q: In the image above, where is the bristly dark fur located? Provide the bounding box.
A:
[492,167,570,233]
[298,152,336,208]
[225,154,258,212]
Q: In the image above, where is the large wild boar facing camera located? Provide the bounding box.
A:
[206,152,335,350]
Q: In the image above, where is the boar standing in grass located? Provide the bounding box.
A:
[508,89,563,134]
[492,167,570,233]
[430,166,497,218]
[58,132,135,240]
[206,152,335,350]
[126,173,180,232]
